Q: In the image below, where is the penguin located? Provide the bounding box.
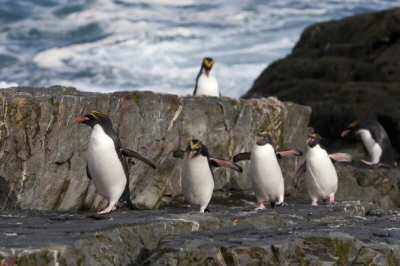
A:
[293,133,352,206]
[173,139,242,213]
[193,57,220,97]
[233,131,303,210]
[73,110,156,214]
[341,120,397,167]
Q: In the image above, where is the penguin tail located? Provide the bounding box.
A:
[126,199,138,210]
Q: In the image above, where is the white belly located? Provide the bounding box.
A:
[356,129,382,164]
[306,146,338,199]
[195,74,219,97]
[181,153,214,208]
[250,144,284,203]
[87,125,127,205]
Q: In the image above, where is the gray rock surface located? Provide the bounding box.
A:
[1,202,399,265]
[0,86,310,212]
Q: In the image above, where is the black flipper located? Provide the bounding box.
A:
[120,147,156,169]
[86,163,92,180]
[210,158,243,172]
[232,152,251,162]
[293,161,307,188]
[172,150,185,159]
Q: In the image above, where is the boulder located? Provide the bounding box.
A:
[242,8,400,161]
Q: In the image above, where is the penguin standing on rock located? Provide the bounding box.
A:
[173,139,242,213]
[341,120,397,167]
[73,111,156,214]
[193,57,219,97]
[293,133,352,206]
[233,131,303,210]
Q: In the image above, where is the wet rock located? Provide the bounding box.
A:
[0,202,399,265]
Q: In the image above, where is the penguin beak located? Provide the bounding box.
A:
[255,136,263,143]
[205,70,210,77]
[306,137,313,145]
[73,116,89,123]
[188,151,196,160]
[340,129,350,138]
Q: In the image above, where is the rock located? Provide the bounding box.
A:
[0,86,310,212]
[242,8,400,161]
[1,202,400,265]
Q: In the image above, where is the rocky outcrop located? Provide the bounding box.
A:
[242,8,400,160]
[1,202,400,265]
[0,86,310,212]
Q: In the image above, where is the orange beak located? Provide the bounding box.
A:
[73,116,89,123]
[188,151,196,160]
[340,129,350,138]
[205,70,210,77]
[255,135,263,143]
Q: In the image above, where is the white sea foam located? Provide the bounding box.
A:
[1,0,399,97]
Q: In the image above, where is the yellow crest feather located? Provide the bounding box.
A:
[310,132,322,139]
[189,139,203,149]
[89,110,106,120]
[348,121,358,128]
[203,58,214,68]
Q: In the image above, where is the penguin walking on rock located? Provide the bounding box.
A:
[74,111,156,214]
[193,57,219,97]
[173,139,242,213]
[293,133,352,206]
[341,120,397,167]
[233,131,303,210]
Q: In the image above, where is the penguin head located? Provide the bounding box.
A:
[73,110,113,129]
[186,139,206,160]
[202,57,214,77]
[255,131,273,146]
[340,121,359,137]
[307,133,322,148]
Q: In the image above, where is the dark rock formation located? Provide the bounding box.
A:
[243,8,400,161]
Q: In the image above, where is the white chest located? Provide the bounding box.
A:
[181,153,214,206]
[195,73,219,96]
[306,145,338,197]
[87,125,127,201]
[250,144,284,201]
[356,129,382,164]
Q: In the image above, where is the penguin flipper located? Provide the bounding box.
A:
[276,149,303,159]
[86,164,92,180]
[232,152,251,162]
[172,150,185,159]
[120,147,156,169]
[293,161,307,188]
[329,153,352,163]
[210,158,243,172]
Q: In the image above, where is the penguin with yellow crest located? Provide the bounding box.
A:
[233,131,303,210]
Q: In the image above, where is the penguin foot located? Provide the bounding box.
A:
[328,195,335,204]
[254,203,266,210]
[97,205,117,214]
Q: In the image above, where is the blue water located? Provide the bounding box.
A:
[0,0,399,97]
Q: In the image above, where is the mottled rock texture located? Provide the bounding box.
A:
[243,8,400,161]
[0,86,310,212]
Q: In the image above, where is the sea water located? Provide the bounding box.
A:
[0,0,399,97]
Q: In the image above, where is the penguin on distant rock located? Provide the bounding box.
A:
[173,139,242,213]
[74,111,156,214]
[293,133,352,206]
[233,131,303,210]
[341,120,397,168]
[193,57,220,97]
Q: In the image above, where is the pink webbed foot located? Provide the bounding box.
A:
[255,202,266,210]
[328,194,335,204]
[311,198,318,206]
[97,205,117,214]
[361,159,375,166]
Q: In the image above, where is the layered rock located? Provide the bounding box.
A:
[243,8,400,160]
[0,86,310,212]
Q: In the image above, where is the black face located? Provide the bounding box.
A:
[73,110,113,129]
[186,139,206,160]
[202,57,214,72]
[255,131,273,146]
[307,133,322,148]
